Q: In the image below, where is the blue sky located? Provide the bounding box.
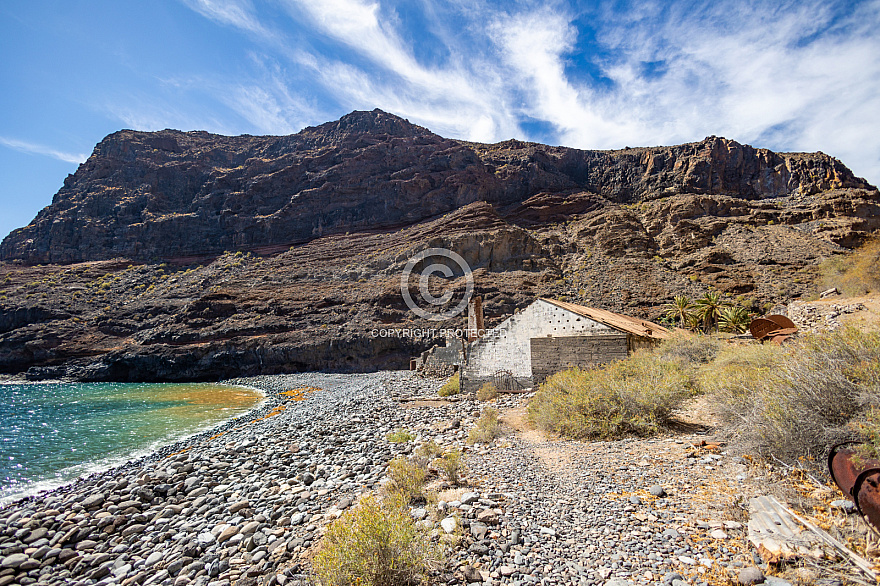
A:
[2,0,879,241]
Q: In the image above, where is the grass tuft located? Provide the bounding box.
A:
[438,373,460,397]
[313,494,442,586]
[386,428,416,443]
[476,381,498,401]
[467,407,504,444]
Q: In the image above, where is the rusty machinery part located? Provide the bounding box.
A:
[768,328,799,345]
[749,315,798,342]
[828,442,880,534]
[853,468,880,534]
[766,315,797,330]
[749,318,780,340]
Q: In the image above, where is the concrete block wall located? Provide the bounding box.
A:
[530,334,628,386]
[461,299,615,391]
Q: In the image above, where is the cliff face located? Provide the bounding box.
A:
[0,109,871,264]
[0,109,878,382]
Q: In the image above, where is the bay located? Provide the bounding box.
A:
[0,381,262,502]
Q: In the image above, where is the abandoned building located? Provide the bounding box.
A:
[459,298,671,392]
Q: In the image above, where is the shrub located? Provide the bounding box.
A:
[655,333,724,367]
[467,407,504,444]
[476,382,498,401]
[387,457,428,503]
[415,440,442,460]
[712,326,880,463]
[313,494,441,586]
[438,373,460,397]
[699,343,784,414]
[413,440,442,469]
[386,428,415,443]
[528,352,696,440]
[819,236,880,296]
[434,449,464,485]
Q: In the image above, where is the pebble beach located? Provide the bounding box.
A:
[0,372,813,586]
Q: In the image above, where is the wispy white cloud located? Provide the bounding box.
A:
[177,0,880,185]
[0,136,87,164]
[281,0,520,142]
[180,0,273,39]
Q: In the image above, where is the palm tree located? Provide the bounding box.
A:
[718,306,751,333]
[663,295,694,329]
[694,291,728,333]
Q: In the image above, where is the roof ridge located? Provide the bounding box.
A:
[538,298,671,340]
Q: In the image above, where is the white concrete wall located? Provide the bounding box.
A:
[463,299,614,379]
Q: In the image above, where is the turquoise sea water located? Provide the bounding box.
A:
[0,382,262,503]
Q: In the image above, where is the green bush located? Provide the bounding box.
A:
[387,457,428,503]
[386,428,415,443]
[712,326,880,463]
[699,343,784,416]
[415,440,442,460]
[476,382,498,401]
[438,373,460,397]
[314,495,442,586]
[819,236,880,296]
[528,351,696,440]
[655,333,724,367]
[467,407,504,444]
[433,449,464,485]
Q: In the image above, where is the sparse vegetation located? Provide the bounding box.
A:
[433,449,464,485]
[386,457,428,503]
[475,381,497,401]
[819,236,880,296]
[438,373,460,397]
[529,351,696,440]
[386,428,415,443]
[467,407,504,444]
[313,494,441,586]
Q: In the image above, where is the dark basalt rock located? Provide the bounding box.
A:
[0,109,877,381]
[0,110,872,264]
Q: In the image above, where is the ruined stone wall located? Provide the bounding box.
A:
[530,334,628,386]
[461,299,615,392]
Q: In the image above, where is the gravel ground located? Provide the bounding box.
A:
[0,372,845,586]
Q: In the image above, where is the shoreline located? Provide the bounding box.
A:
[0,371,799,586]
[0,370,434,586]
[0,381,269,507]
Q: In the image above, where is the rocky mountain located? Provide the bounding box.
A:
[0,109,878,381]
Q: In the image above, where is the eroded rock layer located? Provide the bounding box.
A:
[0,109,877,380]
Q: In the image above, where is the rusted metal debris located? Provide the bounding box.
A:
[828,443,880,535]
[749,315,798,344]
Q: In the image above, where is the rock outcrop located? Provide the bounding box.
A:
[1,110,872,264]
[0,109,878,381]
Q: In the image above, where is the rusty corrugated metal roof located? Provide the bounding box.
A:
[539,298,672,340]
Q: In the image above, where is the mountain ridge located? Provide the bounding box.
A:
[1,109,873,264]
[0,109,878,381]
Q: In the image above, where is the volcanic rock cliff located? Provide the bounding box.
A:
[0,109,878,381]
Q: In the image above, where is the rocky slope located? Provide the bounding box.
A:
[0,109,878,381]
